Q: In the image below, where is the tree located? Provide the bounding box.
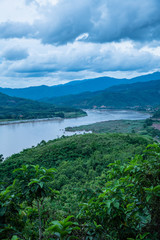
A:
[0,154,4,163]
[45,215,80,240]
[78,143,160,240]
[0,165,57,240]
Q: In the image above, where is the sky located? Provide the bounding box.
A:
[0,0,160,88]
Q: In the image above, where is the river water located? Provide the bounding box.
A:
[0,109,150,159]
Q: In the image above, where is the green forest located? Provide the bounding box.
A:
[153,109,160,118]
[0,133,160,239]
[0,92,86,121]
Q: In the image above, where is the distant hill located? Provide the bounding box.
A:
[42,79,160,109]
[0,92,86,120]
[0,71,160,100]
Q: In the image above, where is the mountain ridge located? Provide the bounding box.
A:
[0,71,160,100]
[41,79,160,109]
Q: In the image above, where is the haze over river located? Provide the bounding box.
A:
[0,109,150,159]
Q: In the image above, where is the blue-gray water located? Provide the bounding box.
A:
[0,109,150,159]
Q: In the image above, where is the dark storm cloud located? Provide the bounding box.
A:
[2,48,29,61]
[36,0,160,45]
[1,0,160,45]
[38,0,92,45]
[89,0,160,43]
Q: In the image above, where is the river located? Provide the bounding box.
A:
[0,109,150,159]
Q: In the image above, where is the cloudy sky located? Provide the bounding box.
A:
[0,0,160,88]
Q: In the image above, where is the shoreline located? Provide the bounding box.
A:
[0,113,87,126]
[0,109,150,126]
[0,117,62,126]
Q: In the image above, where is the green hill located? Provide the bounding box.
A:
[42,79,160,109]
[1,133,159,239]
[0,92,86,121]
[0,133,151,208]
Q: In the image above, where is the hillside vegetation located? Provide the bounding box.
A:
[43,79,160,109]
[1,133,151,184]
[0,133,160,239]
[66,118,160,140]
[153,108,160,118]
[66,120,146,133]
[0,92,86,121]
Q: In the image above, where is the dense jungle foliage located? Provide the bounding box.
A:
[0,92,86,121]
[1,133,160,239]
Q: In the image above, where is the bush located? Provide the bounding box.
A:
[79,143,160,240]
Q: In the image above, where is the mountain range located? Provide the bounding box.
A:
[0,71,160,100]
[41,79,160,109]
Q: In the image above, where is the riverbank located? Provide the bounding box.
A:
[0,112,87,126]
[0,117,63,126]
[65,118,160,140]
[0,109,150,159]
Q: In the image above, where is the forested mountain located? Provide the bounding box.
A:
[42,79,160,109]
[0,71,160,100]
[0,92,86,120]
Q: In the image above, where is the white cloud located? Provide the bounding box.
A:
[0,0,160,87]
[0,0,39,24]
[0,38,160,87]
[76,33,89,41]
[34,0,59,6]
